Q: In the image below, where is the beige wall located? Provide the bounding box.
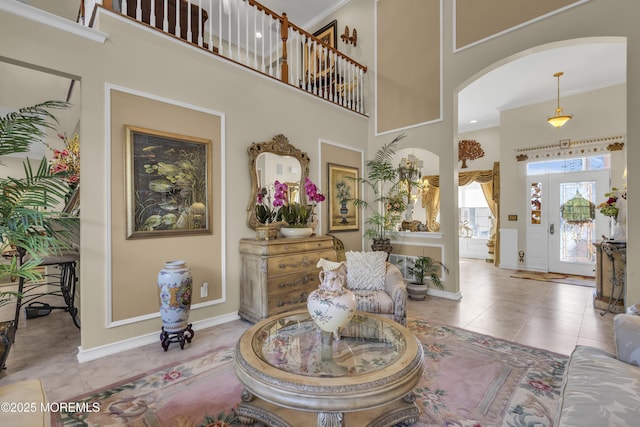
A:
[456,0,581,49]
[0,8,367,351]
[500,84,627,256]
[369,0,639,306]
[3,0,640,353]
[376,0,441,133]
[109,90,223,321]
[320,142,363,252]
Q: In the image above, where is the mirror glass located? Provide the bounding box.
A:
[246,134,310,229]
[256,153,302,203]
[392,148,439,231]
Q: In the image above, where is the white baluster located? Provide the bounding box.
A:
[307,39,313,93]
[313,41,318,95]
[260,11,265,73]
[348,64,355,109]
[329,50,335,101]
[236,0,240,61]
[121,0,128,16]
[187,0,192,42]
[163,0,168,32]
[275,20,280,79]
[135,0,141,20]
[322,45,328,99]
[294,31,302,87]
[253,5,257,69]
[227,0,232,58]
[245,0,249,65]
[150,0,155,26]
[359,68,364,113]
[217,0,222,54]
[197,0,203,46]
[175,0,181,38]
[208,0,213,52]
[268,18,272,76]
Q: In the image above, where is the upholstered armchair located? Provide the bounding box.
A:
[344,251,407,326]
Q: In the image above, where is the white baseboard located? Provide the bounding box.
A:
[76,312,240,363]
[427,288,462,301]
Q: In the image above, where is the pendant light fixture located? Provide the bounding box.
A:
[547,71,573,128]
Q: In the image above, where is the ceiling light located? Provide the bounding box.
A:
[547,71,572,128]
[255,32,262,39]
[469,119,477,124]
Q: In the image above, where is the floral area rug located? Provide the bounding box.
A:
[53,319,567,427]
[510,270,595,287]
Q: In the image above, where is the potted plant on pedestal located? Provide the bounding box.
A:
[406,256,449,300]
[351,134,408,257]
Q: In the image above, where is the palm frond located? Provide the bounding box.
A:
[372,133,406,163]
[0,100,69,157]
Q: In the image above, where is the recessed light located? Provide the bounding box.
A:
[470,119,477,124]
[256,32,263,39]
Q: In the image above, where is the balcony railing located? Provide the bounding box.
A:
[84,0,367,114]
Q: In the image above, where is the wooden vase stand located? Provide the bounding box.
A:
[160,324,194,351]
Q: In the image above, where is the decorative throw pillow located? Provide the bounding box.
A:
[345,251,387,291]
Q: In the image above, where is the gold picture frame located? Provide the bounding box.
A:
[304,20,338,87]
[125,125,212,239]
[328,163,359,232]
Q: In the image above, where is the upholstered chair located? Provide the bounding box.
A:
[344,251,407,326]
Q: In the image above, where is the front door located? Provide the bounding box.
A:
[548,171,609,276]
[526,171,609,276]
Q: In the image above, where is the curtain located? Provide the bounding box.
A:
[421,166,501,265]
[480,181,497,264]
[421,183,441,231]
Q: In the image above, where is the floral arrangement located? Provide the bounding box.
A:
[386,192,407,214]
[597,188,625,219]
[255,180,287,224]
[256,178,325,227]
[304,177,326,212]
[47,133,80,187]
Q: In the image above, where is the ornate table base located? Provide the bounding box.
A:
[237,388,419,427]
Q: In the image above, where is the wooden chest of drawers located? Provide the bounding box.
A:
[239,235,336,323]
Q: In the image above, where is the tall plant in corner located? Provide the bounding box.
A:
[351,133,407,254]
[0,101,76,297]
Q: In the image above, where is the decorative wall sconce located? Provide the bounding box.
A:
[340,25,357,47]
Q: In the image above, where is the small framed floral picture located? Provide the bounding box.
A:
[328,163,359,232]
[125,125,212,239]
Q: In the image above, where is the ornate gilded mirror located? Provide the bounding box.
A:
[246,134,310,229]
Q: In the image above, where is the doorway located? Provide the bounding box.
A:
[526,170,609,276]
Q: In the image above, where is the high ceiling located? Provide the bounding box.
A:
[2,1,627,159]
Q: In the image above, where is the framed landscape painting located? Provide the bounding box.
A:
[125,125,212,239]
[328,163,359,232]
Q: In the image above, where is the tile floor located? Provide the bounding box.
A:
[0,258,617,403]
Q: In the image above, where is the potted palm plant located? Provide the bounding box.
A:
[406,256,449,300]
[0,101,77,294]
[351,133,408,256]
[0,100,77,369]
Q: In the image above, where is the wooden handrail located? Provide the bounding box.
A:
[91,0,367,113]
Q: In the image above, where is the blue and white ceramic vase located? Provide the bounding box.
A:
[158,260,193,333]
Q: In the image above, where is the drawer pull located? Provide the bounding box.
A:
[278,274,312,288]
[277,292,307,307]
[278,257,312,269]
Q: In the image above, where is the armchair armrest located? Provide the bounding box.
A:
[384,263,407,326]
[614,313,640,365]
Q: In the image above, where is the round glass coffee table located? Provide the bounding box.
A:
[234,310,424,427]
